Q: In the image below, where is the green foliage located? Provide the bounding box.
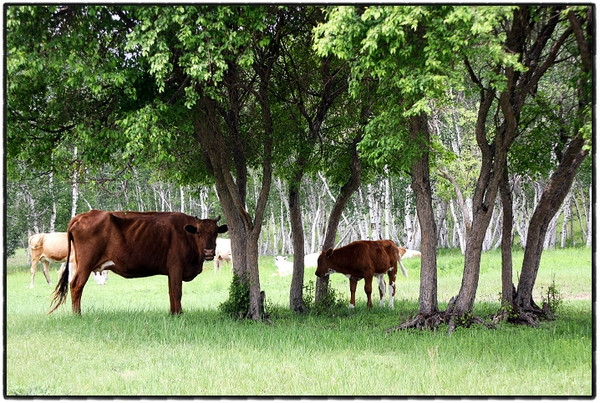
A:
[302,280,346,315]
[542,275,563,315]
[219,272,251,319]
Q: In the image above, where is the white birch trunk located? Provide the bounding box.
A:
[71,147,79,218]
[49,171,56,232]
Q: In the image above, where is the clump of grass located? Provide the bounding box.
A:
[541,274,563,315]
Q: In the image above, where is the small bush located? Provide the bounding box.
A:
[303,280,346,315]
[219,272,250,319]
[542,275,563,315]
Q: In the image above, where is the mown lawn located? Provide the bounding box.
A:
[4,247,593,396]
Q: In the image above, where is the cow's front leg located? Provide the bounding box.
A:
[348,278,358,309]
[168,272,183,315]
[364,276,374,308]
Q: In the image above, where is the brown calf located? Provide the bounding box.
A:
[315,240,407,309]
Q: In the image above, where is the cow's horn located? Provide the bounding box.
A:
[215,215,221,222]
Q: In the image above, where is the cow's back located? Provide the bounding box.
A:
[330,241,373,271]
[331,240,397,275]
[29,232,69,261]
[70,210,199,278]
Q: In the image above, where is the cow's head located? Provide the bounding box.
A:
[184,216,228,261]
[315,249,334,278]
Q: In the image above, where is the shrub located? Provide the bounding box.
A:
[303,280,346,315]
[219,272,250,319]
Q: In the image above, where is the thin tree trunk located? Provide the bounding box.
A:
[315,135,362,304]
[516,136,588,311]
[289,176,308,313]
[500,168,515,309]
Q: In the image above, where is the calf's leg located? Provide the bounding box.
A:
[364,276,374,308]
[348,279,358,309]
[376,273,386,307]
[387,267,398,309]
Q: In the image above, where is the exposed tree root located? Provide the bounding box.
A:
[385,313,446,333]
[386,310,497,334]
[492,301,555,328]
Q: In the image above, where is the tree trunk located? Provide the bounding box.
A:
[315,135,362,304]
[71,147,79,218]
[387,113,441,332]
[410,113,438,317]
[49,171,56,232]
[499,169,515,308]
[516,136,589,311]
[289,177,308,313]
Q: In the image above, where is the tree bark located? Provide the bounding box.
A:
[410,113,438,317]
[499,169,515,308]
[315,134,362,304]
[516,136,589,311]
[289,176,308,313]
[447,6,569,322]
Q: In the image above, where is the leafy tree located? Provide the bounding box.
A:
[314,5,494,327]
[511,6,592,323]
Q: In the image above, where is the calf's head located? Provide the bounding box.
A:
[184,216,228,261]
[315,249,335,277]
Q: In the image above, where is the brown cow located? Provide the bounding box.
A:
[315,240,407,309]
[28,232,73,289]
[49,210,227,315]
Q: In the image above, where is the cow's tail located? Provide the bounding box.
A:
[397,246,409,278]
[48,231,72,314]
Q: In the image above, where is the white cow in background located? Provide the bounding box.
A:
[28,232,71,288]
[273,256,293,277]
[29,232,108,288]
[304,253,320,268]
[214,238,233,273]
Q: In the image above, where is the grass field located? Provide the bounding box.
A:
[4,247,593,396]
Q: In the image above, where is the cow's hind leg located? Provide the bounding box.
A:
[375,274,386,307]
[348,278,358,309]
[387,266,398,309]
[70,270,90,315]
[29,257,40,289]
[168,272,183,315]
[364,275,374,309]
[41,259,53,286]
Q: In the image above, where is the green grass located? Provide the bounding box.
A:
[5,248,593,396]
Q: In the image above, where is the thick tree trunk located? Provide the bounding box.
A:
[387,113,442,333]
[411,113,439,317]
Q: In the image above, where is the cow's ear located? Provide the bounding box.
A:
[218,225,228,234]
[184,224,198,234]
[325,248,333,257]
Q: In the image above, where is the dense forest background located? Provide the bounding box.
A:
[5,158,592,257]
